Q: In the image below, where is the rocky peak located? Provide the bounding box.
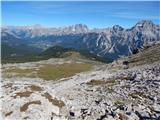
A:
[70,24,89,33]
[113,25,124,31]
[29,24,44,29]
[136,20,153,26]
[74,24,88,29]
[132,20,155,31]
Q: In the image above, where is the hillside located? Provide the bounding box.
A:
[41,46,109,62]
[128,43,160,66]
[105,43,160,72]
[2,45,108,64]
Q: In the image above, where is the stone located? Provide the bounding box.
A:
[119,113,130,120]
[69,111,75,117]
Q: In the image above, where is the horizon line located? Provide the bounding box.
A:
[1,20,159,29]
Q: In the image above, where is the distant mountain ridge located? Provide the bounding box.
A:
[2,23,89,37]
[2,20,160,61]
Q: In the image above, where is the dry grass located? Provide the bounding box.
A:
[20,101,41,112]
[128,44,160,66]
[42,92,65,108]
[86,76,132,86]
[119,113,129,120]
[114,100,124,105]
[62,51,81,58]
[5,111,13,117]
[115,76,133,81]
[37,63,91,80]
[14,91,33,98]
[3,68,35,78]
[86,79,116,86]
[129,92,147,99]
[3,63,91,80]
[29,85,42,91]
[13,85,42,98]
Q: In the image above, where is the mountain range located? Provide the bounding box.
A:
[1,20,160,61]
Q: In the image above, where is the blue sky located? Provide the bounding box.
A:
[1,1,160,28]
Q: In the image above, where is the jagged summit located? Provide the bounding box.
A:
[113,25,124,31]
[131,20,155,30]
[2,20,158,34]
[62,24,89,33]
[136,20,154,26]
[74,24,89,32]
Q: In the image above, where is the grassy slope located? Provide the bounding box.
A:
[2,45,109,64]
[3,63,92,80]
[128,44,160,66]
[105,44,160,72]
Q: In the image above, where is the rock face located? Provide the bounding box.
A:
[78,20,160,60]
[2,20,160,60]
